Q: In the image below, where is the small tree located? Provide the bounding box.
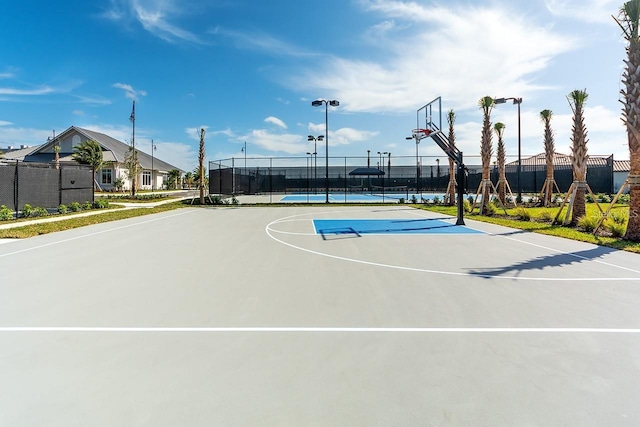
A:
[72,139,104,191]
[614,0,640,241]
[540,109,558,206]
[53,144,60,170]
[478,96,495,214]
[568,89,589,224]
[167,169,182,190]
[198,128,206,204]
[494,122,507,204]
[445,109,457,206]
[123,146,140,196]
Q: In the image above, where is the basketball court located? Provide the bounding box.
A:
[1,205,640,425]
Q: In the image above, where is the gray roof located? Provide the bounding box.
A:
[27,126,183,173]
[0,145,39,161]
[73,127,183,173]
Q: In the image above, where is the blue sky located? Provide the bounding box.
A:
[0,0,632,171]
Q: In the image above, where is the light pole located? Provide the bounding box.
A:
[306,152,313,201]
[308,135,323,194]
[312,99,339,203]
[406,134,422,194]
[377,151,388,192]
[241,141,247,177]
[151,140,156,191]
[494,97,523,203]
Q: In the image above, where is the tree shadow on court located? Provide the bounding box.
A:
[466,246,619,279]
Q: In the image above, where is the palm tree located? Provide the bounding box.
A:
[53,144,60,170]
[494,122,507,205]
[198,128,206,204]
[124,146,140,196]
[540,109,557,206]
[614,0,640,241]
[167,169,182,190]
[568,89,589,224]
[445,109,457,205]
[184,172,194,189]
[478,96,494,214]
[72,139,104,190]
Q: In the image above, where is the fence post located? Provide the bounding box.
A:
[59,164,63,207]
[14,160,18,218]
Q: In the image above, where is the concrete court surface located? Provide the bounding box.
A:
[1,205,640,426]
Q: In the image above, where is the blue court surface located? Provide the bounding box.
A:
[281,193,444,203]
[313,218,483,235]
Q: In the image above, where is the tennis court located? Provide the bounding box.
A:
[1,205,640,426]
[280,191,446,203]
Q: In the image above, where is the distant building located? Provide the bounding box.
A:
[3,126,183,191]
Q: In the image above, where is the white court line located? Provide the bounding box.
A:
[265,212,640,281]
[2,327,640,333]
[0,209,197,258]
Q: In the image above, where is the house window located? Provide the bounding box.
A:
[101,169,112,184]
[143,171,151,186]
[72,135,81,147]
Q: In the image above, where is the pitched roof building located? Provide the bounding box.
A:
[4,126,183,191]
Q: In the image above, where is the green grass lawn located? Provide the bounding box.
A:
[2,200,639,254]
[0,202,184,239]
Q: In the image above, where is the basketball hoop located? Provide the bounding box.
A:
[411,128,431,141]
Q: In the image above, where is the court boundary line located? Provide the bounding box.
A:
[2,326,640,334]
[265,210,640,281]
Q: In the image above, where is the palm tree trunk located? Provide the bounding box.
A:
[446,158,456,205]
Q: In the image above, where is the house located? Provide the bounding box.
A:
[16,126,183,191]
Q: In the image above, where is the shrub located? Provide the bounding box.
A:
[463,199,473,213]
[93,199,109,209]
[58,204,68,214]
[597,193,612,203]
[552,194,561,204]
[69,202,81,212]
[480,202,496,216]
[607,221,627,238]
[231,196,239,205]
[398,197,405,204]
[0,205,13,221]
[32,207,49,217]
[618,194,630,204]
[432,195,441,204]
[586,193,595,203]
[537,211,553,222]
[610,210,628,225]
[22,204,33,218]
[516,207,531,221]
[411,195,418,204]
[577,215,600,232]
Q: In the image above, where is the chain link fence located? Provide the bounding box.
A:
[210,154,615,199]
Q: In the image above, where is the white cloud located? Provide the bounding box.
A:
[211,27,318,57]
[113,83,147,100]
[0,86,55,96]
[0,121,12,126]
[265,116,287,129]
[293,2,575,114]
[243,129,306,154]
[545,0,619,23]
[103,0,204,44]
[75,94,112,105]
[0,126,53,148]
